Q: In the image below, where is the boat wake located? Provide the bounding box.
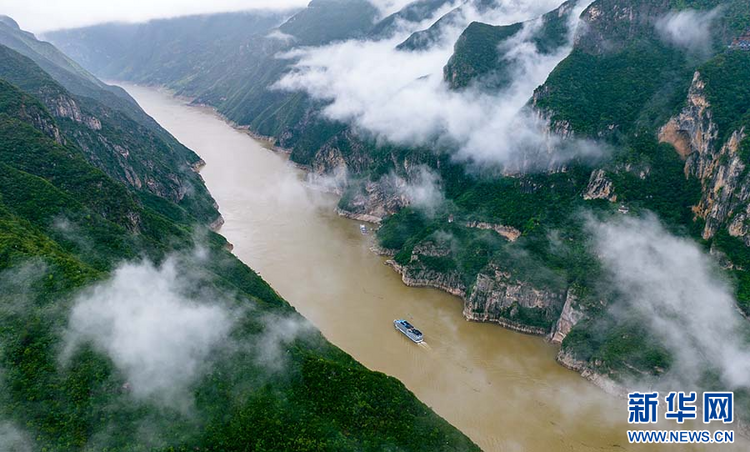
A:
[418,342,432,351]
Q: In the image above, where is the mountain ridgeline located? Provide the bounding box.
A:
[0,16,220,225]
[44,0,750,423]
[0,14,480,452]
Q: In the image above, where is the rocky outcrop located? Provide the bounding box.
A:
[659,72,716,165]
[386,260,467,298]
[338,179,410,223]
[464,221,521,241]
[336,160,440,223]
[209,214,225,231]
[49,94,102,130]
[660,71,750,242]
[549,289,585,344]
[370,244,397,256]
[556,349,628,398]
[464,264,566,335]
[15,100,65,145]
[582,169,616,201]
[388,241,566,335]
[693,129,748,241]
[335,207,384,224]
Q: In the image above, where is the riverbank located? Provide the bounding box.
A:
[149,81,645,403]
[123,83,748,451]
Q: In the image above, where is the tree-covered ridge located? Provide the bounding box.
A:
[443,0,576,90]
[41,0,750,415]
[0,42,220,224]
[0,62,479,451]
[0,21,221,224]
[443,21,523,89]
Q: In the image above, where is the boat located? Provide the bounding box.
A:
[394,319,423,343]
[359,224,368,234]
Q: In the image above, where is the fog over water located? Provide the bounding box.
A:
[120,83,749,451]
[1,0,308,33]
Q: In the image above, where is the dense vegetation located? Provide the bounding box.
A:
[0,20,220,224]
[0,33,478,452]
[444,1,574,90]
[43,0,750,421]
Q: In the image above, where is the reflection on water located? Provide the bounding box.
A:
[123,83,744,452]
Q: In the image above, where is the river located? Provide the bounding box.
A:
[122,83,743,452]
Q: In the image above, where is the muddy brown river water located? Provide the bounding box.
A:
[123,83,744,451]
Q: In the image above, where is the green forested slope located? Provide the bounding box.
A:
[0,20,220,224]
[0,42,220,224]
[42,0,750,413]
[0,63,478,451]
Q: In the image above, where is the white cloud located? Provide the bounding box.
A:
[266,29,297,43]
[590,214,750,389]
[1,0,308,33]
[62,258,234,408]
[655,7,722,55]
[276,0,601,171]
[254,314,314,370]
[0,422,31,452]
[61,252,316,410]
[384,165,445,216]
[368,0,420,18]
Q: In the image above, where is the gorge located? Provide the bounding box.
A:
[121,83,749,450]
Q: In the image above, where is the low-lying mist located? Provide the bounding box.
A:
[276,0,602,171]
[655,7,723,57]
[589,214,750,390]
[0,421,31,452]
[61,250,314,411]
[62,258,234,407]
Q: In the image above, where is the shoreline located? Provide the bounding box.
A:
[179,82,628,400]
[126,81,693,412]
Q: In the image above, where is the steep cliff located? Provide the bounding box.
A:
[0,36,480,452]
[0,22,221,224]
[0,44,219,223]
[660,69,750,242]
[443,0,578,90]
[384,223,569,335]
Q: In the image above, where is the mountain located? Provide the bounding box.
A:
[0,22,479,452]
[45,0,750,418]
[0,17,220,224]
[369,0,456,40]
[46,10,295,85]
[442,0,578,89]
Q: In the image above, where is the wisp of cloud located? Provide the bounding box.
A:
[655,7,722,56]
[276,0,599,171]
[590,214,750,389]
[63,258,234,407]
[0,422,31,452]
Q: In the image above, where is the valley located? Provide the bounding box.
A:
[122,83,749,451]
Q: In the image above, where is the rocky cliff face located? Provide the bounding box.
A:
[301,129,437,223]
[388,260,468,297]
[338,179,411,223]
[9,92,65,145]
[463,265,566,334]
[582,169,616,201]
[464,221,521,241]
[46,93,102,131]
[549,289,585,344]
[660,71,750,242]
[388,238,567,335]
[0,36,220,224]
